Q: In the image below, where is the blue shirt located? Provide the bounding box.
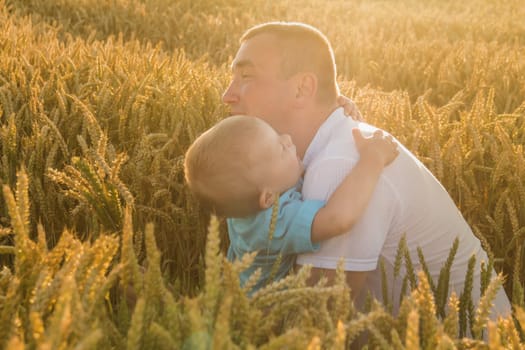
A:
[227,186,325,293]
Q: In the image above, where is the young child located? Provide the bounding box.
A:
[184,115,398,293]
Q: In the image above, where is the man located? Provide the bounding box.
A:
[222,21,510,316]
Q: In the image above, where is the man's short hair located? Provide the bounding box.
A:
[184,116,262,218]
[241,22,339,105]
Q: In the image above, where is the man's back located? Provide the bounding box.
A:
[298,108,510,315]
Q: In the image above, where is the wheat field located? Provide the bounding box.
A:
[0,0,524,348]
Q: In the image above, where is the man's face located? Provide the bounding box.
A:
[222,33,296,134]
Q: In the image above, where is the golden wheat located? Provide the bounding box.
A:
[0,0,524,347]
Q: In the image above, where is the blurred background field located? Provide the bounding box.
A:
[1,0,525,348]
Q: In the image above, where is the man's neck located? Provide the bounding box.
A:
[293,101,339,159]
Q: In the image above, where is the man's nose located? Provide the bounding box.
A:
[222,82,238,105]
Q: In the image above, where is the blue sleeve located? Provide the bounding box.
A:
[270,198,325,254]
[227,189,326,257]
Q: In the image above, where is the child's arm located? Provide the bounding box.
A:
[310,128,398,243]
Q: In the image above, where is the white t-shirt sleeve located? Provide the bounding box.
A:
[297,157,400,271]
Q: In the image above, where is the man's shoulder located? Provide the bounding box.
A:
[309,117,393,167]
[304,109,357,163]
[306,124,359,169]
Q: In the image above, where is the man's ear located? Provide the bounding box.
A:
[259,189,276,209]
[294,72,317,103]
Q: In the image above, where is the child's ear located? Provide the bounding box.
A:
[259,189,276,209]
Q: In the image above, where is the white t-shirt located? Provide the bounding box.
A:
[297,107,510,316]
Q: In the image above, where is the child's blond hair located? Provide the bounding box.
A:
[184,116,264,217]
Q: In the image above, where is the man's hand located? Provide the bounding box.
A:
[338,95,363,121]
[353,128,398,166]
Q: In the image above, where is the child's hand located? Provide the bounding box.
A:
[352,128,399,166]
[338,95,363,121]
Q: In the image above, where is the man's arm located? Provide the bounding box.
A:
[305,267,368,301]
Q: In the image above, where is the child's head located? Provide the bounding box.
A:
[184,115,304,217]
